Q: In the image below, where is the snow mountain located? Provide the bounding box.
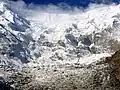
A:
[0,2,33,69]
[1,1,120,89]
[1,2,120,68]
[27,4,120,66]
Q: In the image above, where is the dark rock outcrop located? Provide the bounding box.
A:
[106,50,120,81]
[0,77,14,90]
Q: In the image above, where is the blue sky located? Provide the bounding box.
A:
[12,0,120,7]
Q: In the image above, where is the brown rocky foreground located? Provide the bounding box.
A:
[1,51,120,90]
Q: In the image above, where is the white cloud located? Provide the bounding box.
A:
[1,0,118,25]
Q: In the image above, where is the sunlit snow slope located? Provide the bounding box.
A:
[27,4,120,67]
[1,2,120,69]
[0,2,33,69]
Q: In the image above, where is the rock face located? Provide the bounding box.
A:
[106,50,120,81]
[0,77,14,90]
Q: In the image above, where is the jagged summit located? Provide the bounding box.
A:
[0,1,33,68]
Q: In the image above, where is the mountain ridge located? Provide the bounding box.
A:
[1,1,120,89]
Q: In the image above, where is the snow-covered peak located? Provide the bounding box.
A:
[0,1,120,71]
[0,1,33,68]
[0,2,14,23]
[0,2,5,12]
[26,4,120,67]
[29,4,120,35]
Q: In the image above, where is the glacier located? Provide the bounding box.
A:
[0,1,120,90]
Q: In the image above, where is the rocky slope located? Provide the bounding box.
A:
[5,53,120,90]
[106,50,120,81]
